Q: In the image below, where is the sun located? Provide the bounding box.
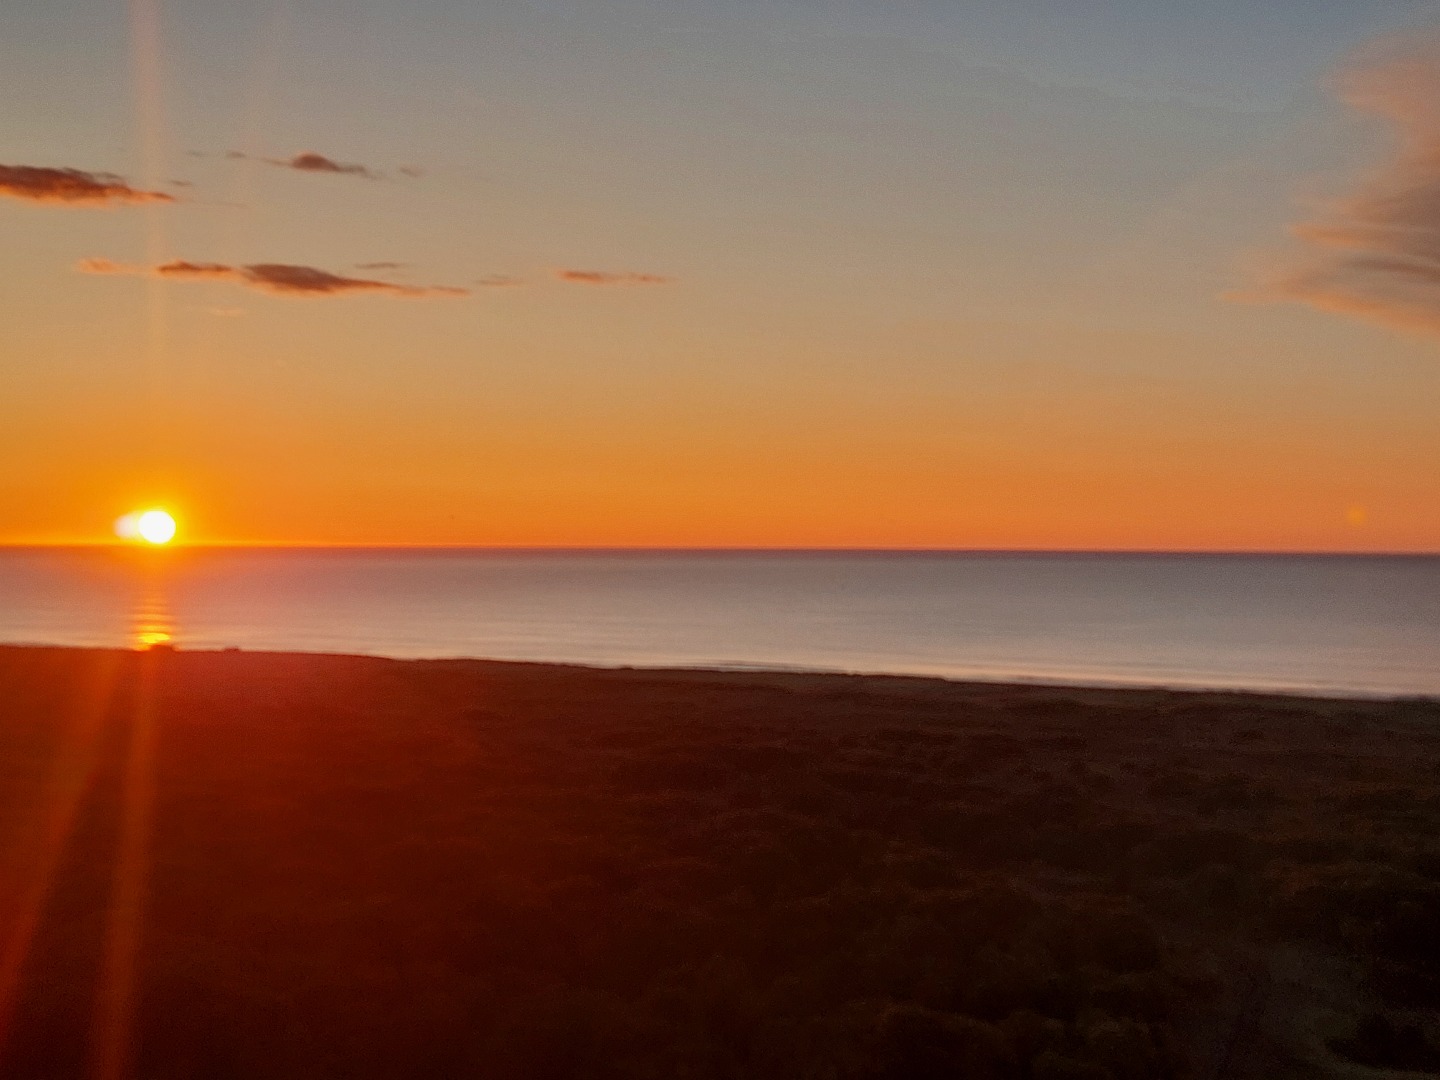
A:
[138,510,176,544]
[115,508,177,545]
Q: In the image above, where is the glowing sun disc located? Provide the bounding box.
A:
[138,510,176,544]
[116,509,176,545]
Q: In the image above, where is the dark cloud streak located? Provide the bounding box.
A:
[78,258,468,299]
[223,150,384,179]
[283,152,377,178]
[0,165,174,206]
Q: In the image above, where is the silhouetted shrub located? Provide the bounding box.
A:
[1329,1012,1440,1073]
[1031,1050,1113,1080]
[857,1005,1016,1080]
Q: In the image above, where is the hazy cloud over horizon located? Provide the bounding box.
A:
[1247,31,1440,336]
[0,165,175,206]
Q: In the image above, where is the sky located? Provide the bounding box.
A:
[2,0,1439,550]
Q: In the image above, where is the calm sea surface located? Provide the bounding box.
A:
[1,549,1437,698]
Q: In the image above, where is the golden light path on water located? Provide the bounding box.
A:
[131,587,175,651]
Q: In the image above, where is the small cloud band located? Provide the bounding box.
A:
[0,165,175,206]
[77,258,468,298]
[556,269,671,285]
[225,150,383,180]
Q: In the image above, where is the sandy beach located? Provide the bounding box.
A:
[1,645,1438,1079]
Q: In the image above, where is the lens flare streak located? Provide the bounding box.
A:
[90,652,160,1080]
[0,655,124,1062]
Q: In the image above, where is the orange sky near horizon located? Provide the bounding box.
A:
[9,347,1437,551]
[2,1,1439,553]
[4,268,1438,551]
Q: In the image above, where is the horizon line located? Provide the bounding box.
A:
[1,542,1437,558]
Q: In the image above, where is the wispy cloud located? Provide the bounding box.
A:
[279,152,378,178]
[1239,31,1440,336]
[0,165,174,206]
[224,150,382,179]
[355,261,409,271]
[555,269,671,285]
[477,275,523,287]
[77,258,468,298]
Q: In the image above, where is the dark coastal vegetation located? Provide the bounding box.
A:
[1,646,1438,1079]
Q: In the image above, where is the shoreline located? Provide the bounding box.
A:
[2,641,1436,705]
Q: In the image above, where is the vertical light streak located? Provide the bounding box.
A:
[0,656,124,1061]
[129,0,171,442]
[90,652,160,1080]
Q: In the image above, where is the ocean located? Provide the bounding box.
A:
[0,548,1437,698]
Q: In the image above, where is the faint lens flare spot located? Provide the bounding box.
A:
[115,509,177,545]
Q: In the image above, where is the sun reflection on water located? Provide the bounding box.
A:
[130,590,174,651]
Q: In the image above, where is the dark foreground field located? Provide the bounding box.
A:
[1,647,1438,1079]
